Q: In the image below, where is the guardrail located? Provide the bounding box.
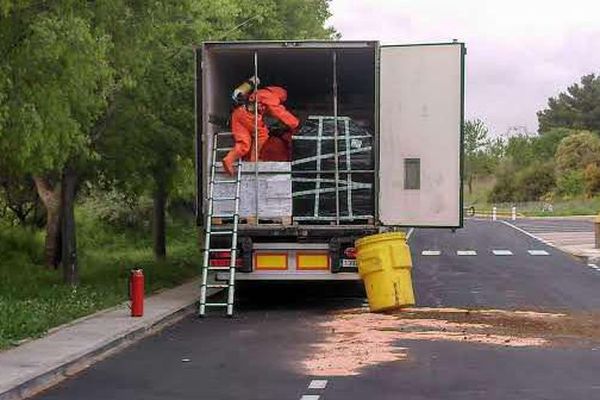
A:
[465,206,522,221]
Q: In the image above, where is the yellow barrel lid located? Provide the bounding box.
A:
[355,232,407,248]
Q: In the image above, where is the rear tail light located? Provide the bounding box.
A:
[209,251,243,267]
[209,258,243,267]
[344,247,357,259]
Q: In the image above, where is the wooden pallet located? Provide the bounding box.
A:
[212,215,292,226]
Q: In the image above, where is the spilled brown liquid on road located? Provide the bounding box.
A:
[302,307,600,376]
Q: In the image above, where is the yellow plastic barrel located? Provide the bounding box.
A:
[355,232,415,312]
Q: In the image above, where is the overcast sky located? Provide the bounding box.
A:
[328,0,600,136]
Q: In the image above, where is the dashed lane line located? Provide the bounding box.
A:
[492,250,513,256]
[300,379,328,399]
[528,250,550,256]
[308,380,328,390]
[419,249,555,256]
[588,263,600,272]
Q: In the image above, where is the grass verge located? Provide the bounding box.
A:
[0,209,198,350]
[465,178,600,217]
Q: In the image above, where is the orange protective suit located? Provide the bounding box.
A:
[221,106,269,175]
[250,87,300,131]
[222,86,299,175]
[260,131,294,162]
[254,86,299,162]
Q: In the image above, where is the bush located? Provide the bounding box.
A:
[584,163,600,197]
[556,170,585,198]
[0,223,43,265]
[81,190,153,230]
[555,131,600,175]
[489,162,555,203]
[514,162,556,201]
[488,170,516,203]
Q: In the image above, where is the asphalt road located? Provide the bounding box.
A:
[411,219,600,311]
[34,220,600,400]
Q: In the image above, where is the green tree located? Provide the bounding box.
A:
[97,0,337,260]
[504,135,535,169]
[0,0,338,280]
[554,131,600,198]
[555,131,600,175]
[514,162,555,202]
[584,163,600,197]
[556,171,585,198]
[0,6,114,278]
[232,0,337,40]
[537,74,600,134]
[464,119,489,194]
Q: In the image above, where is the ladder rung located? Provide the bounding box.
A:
[212,214,238,218]
[207,284,229,289]
[205,302,229,307]
[216,147,233,151]
[208,248,235,252]
[213,180,237,184]
[207,266,231,271]
[216,132,233,136]
[210,197,237,201]
[208,230,234,235]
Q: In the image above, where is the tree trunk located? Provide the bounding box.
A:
[33,177,62,268]
[468,175,473,195]
[61,166,78,286]
[153,180,167,260]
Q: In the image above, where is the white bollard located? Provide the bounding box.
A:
[511,206,517,221]
[492,206,497,221]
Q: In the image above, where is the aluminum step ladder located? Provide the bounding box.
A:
[199,132,242,317]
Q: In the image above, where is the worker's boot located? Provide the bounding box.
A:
[222,153,237,176]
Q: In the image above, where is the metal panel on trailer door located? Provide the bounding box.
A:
[379,43,464,227]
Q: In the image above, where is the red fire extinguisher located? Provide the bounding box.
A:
[129,268,144,317]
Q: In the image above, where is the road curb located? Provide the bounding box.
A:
[0,283,210,400]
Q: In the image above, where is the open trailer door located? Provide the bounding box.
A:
[378,43,465,227]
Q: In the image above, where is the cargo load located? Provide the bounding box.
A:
[292,116,374,223]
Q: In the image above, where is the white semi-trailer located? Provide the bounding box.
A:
[195,40,464,290]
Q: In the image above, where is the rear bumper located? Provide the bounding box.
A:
[216,272,360,281]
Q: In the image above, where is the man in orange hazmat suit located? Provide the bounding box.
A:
[222,83,299,175]
[254,86,300,163]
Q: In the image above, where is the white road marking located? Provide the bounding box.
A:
[500,220,555,246]
[421,250,441,256]
[300,396,320,400]
[492,250,513,256]
[406,227,415,241]
[456,250,477,256]
[308,380,328,390]
[528,250,549,256]
[589,264,600,271]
